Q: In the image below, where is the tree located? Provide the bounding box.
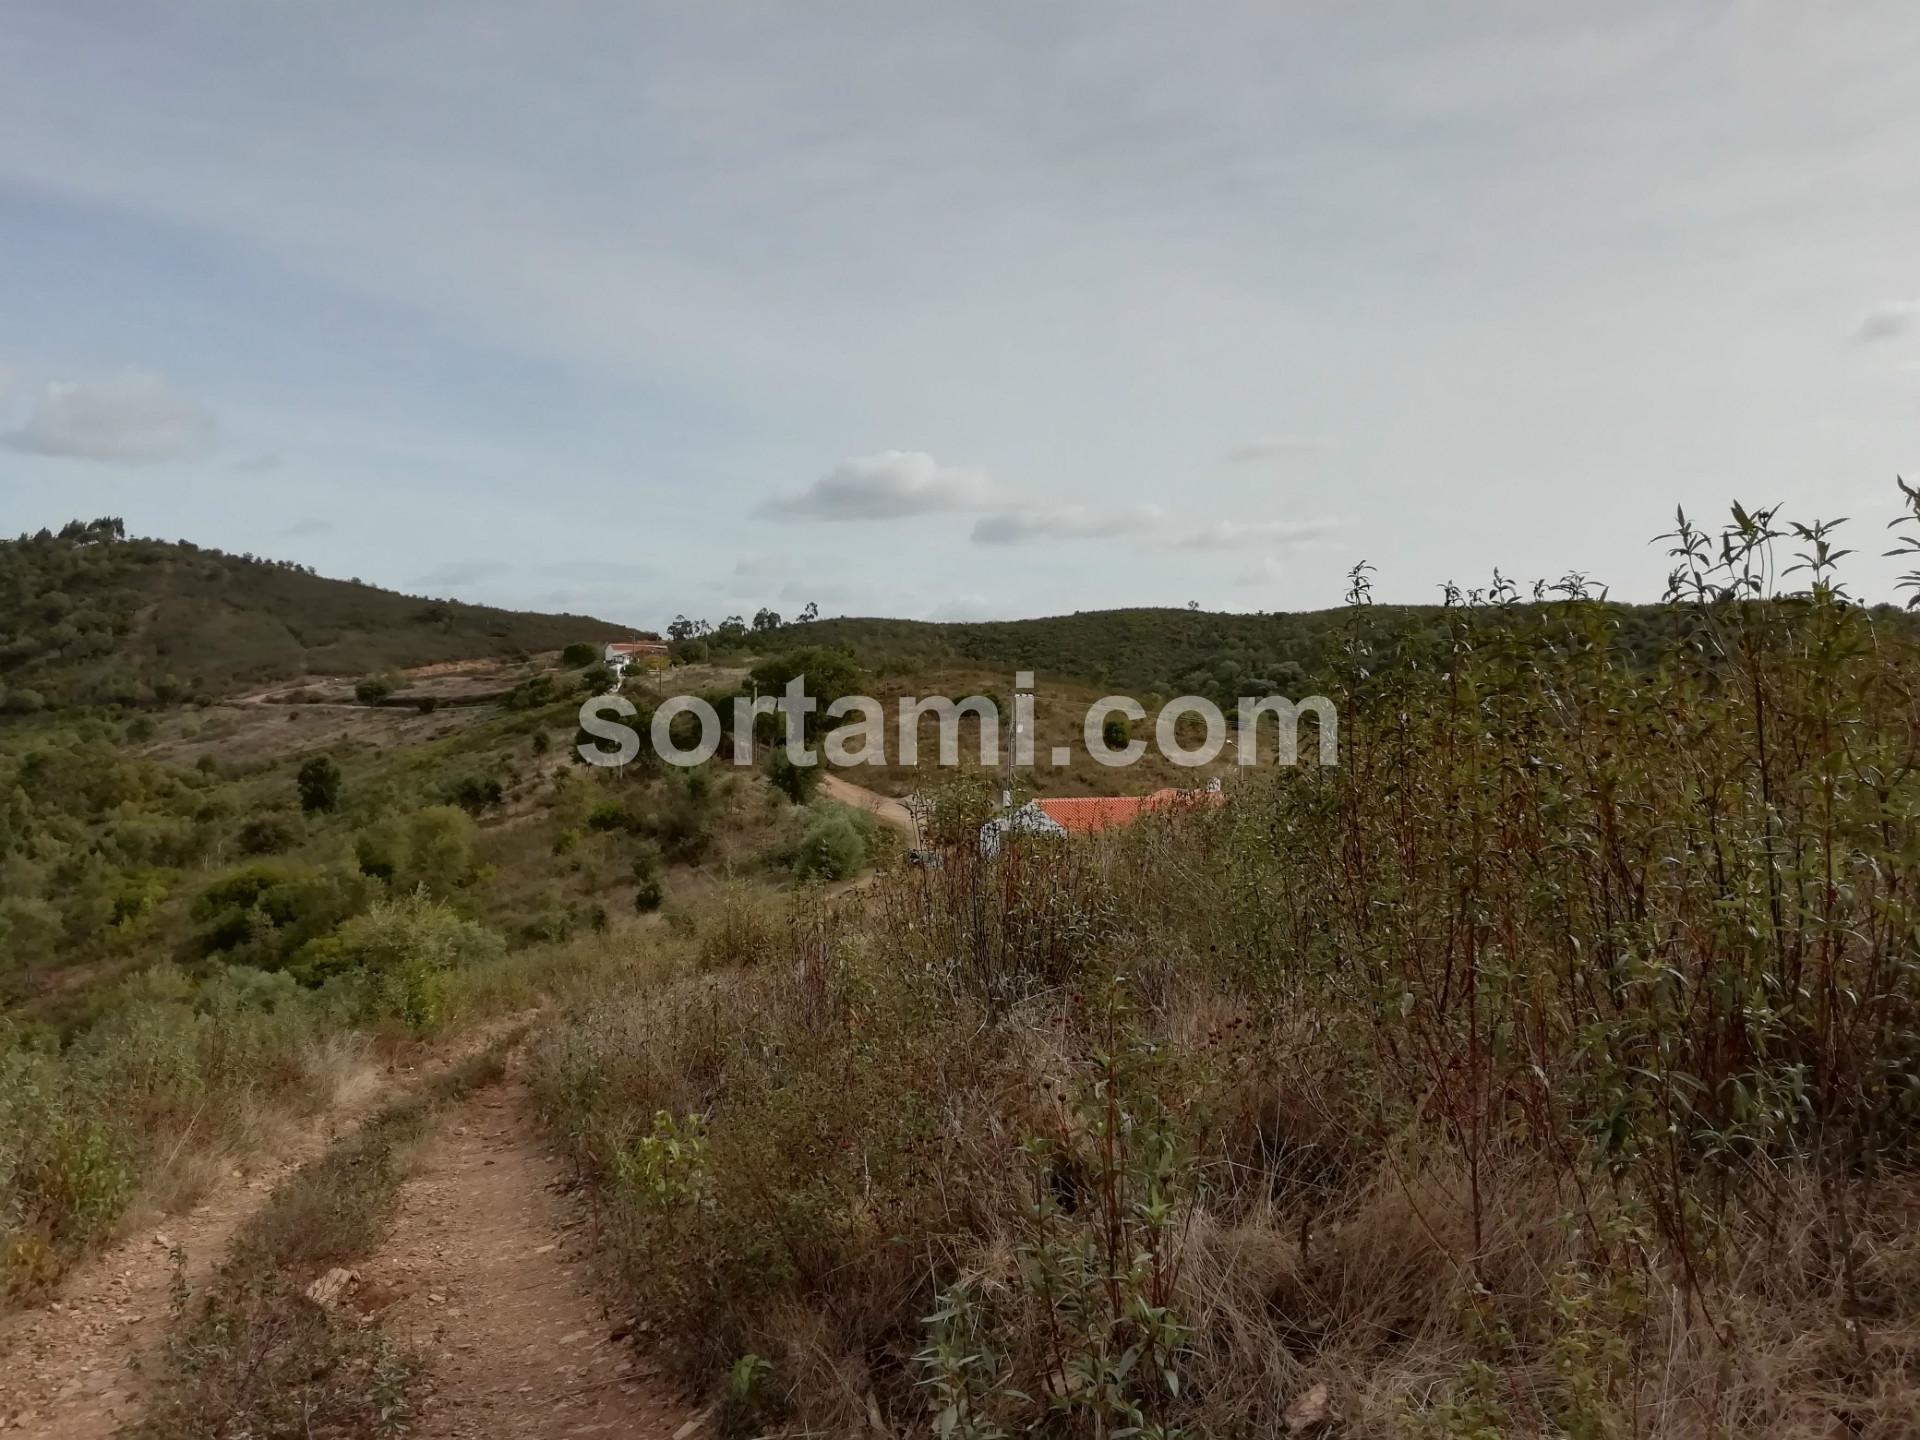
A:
[798,601,819,623]
[752,607,783,632]
[296,755,342,813]
[561,641,598,667]
[354,675,394,705]
[769,749,821,804]
[748,647,865,716]
[1102,713,1131,750]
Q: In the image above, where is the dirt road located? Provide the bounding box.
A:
[0,1062,389,1437]
[819,771,917,839]
[355,1064,685,1439]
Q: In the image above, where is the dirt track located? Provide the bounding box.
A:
[819,771,917,838]
[355,1061,685,1439]
[0,1060,390,1437]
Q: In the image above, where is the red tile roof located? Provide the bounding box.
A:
[1033,786,1224,834]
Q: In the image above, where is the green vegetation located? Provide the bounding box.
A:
[0,518,626,708]
[533,494,1920,1437]
[792,809,865,880]
[295,754,342,813]
[0,619,856,1305]
[14,493,1920,1436]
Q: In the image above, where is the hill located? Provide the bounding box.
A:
[0,517,632,710]
[761,600,1663,702]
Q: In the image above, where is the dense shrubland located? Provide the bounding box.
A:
[0,643,855,1304]
[534,497,1920,1438]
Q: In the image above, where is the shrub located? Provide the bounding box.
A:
[445,772,505,814]
[792,813,864,881]
[236,813,301,855]
[295,755,341,814]
[355,805,475,896]
[561,641,599,667]
[293,893,504,1030]
[353,675,393,705]
[633,848,665,914]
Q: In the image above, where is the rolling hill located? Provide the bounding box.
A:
[0,517,631,710]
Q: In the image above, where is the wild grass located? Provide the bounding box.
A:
[532,495,1920,1438]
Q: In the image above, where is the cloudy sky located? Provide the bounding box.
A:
[1,4,1916,627]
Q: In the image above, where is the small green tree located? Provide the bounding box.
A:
[295,755,341,813]
[768,749,820,804]
[354,675,393,705]
[561,641,599,667]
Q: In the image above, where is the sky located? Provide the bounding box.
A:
[1,3,1916,629]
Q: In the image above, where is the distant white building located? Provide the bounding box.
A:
[604,639,668,678]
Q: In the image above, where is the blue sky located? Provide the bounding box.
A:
[2,3,1916,629]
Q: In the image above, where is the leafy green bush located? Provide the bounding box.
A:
[793,812,864,881]
[561,641,599,667]
[236,813,301,855]
[444,772,505,814]
[292,892,504,1030]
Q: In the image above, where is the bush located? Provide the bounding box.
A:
[236,813,301,856]
[295,755,341,814]
[632,848,665,914]
[292,893,504,1030]
[355,805,475,896]
[561,641,599,668]
[792,812,864,881]
[353,675,393,705]
[445,773,505,814]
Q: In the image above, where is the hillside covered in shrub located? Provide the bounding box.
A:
[0,518,628,710]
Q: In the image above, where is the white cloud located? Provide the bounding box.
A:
[764,450,1001,521]
[1855,301,1920,343]
[1222,437,1318,464]
[1236,555,1288,586]
[970,503,1166,545]
[1167,518,1337,551]
[3,370,215,463]
[282,516,333,537]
